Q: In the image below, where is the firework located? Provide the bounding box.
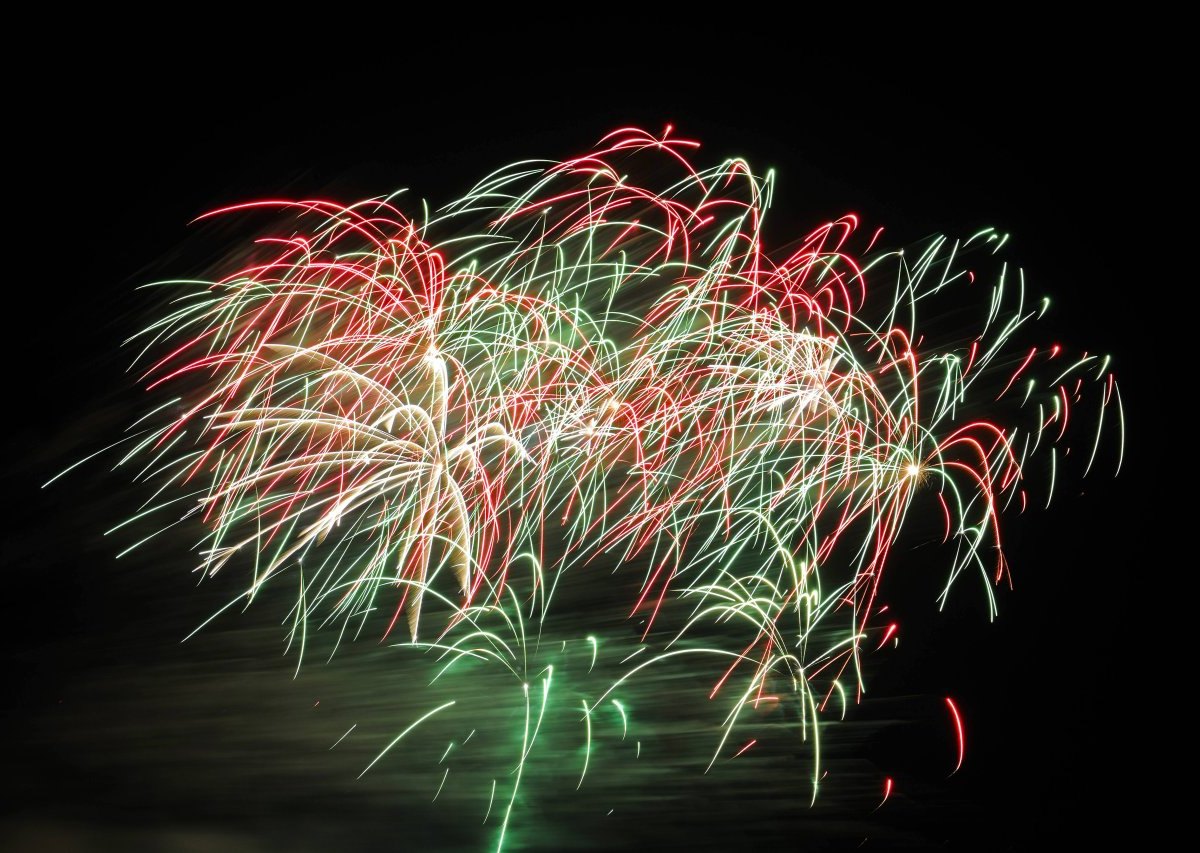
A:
[80,126,1121,849]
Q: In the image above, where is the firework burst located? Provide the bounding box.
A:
[82,126,1121,849]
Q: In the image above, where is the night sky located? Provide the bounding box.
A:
[3,44,1158,850]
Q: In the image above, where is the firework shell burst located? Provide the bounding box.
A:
[92,126,1122,848]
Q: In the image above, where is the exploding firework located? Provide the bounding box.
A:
[73,126,1122,849]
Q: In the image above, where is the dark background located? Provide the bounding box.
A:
[3,43,1161,850]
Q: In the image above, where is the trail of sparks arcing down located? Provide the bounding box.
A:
[99,126,1122,848]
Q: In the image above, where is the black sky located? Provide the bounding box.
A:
[2,42,1162,851]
